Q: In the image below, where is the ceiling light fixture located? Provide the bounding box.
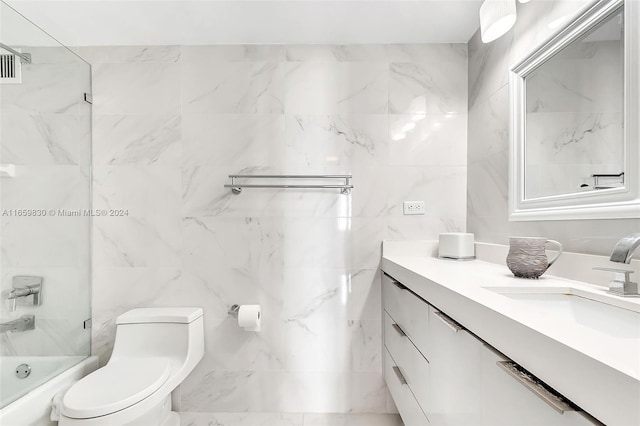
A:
[479,0,517,43]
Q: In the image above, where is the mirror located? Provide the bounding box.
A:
[525,9,623,199]
[509,0,640,220]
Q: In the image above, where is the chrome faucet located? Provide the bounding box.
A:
[592,233,640,297]
[609,232,640,263]
[0,315,35,333]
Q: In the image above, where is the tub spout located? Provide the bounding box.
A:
[0,315,35,333]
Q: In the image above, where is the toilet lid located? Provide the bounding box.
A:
[62,358,171,419]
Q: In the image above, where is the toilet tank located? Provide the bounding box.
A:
[110,307,204,366]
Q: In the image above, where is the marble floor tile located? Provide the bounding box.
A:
[178,412,402,426]
[180,412,303,426]
[302,413,403,426]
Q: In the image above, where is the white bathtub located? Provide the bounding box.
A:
[0,356,97,426]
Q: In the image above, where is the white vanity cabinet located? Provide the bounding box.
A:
[382,273,431,359]
[382,273,599,426]
[425,308,482,425]
[382,273,430,425]
[384,348,430,426]
[480,347,597,426]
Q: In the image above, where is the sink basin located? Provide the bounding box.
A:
[484,286,640,339]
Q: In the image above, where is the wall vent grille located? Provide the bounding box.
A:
[0,53,22,84]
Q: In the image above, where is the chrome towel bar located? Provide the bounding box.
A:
[224,174,353,195]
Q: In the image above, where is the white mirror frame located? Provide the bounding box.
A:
[509,0,640,221]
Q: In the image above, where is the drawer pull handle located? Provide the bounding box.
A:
[392,366,407,385]
[390,280,407,290]
[391,323,407,337]
[433,310,464,332]
[496,361,576,414]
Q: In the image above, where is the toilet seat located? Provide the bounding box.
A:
[62,358,171,419]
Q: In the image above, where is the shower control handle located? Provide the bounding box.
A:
[8,276,42,311]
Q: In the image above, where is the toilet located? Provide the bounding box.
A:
[59,307,204,426]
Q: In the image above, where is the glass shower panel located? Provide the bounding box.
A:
[0,1,91,408]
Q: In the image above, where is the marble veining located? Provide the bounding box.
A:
[182,62,285,114]
[93,216,181,267]
[85,43,469,413]
[78,45,181,64]
[467,28,513,110]
[467,85,508,163]
[92,62,181,115]
[93,165,181,216]
[389,62,467,114]
[0,63,89,115]
[285,115,386,170]
[93,114,181,165]
[389,113,466,166]
[182,114,285,168]
[284,62,389,114]
[0,113,88,165]
[182,45,285,63]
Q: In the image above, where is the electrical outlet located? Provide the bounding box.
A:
[403,201,425,215]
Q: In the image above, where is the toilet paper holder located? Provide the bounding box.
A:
[227,304,240,317]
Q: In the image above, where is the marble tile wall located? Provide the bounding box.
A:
[0,46,92,356]
[82,43,468,413]
[467,0,638,256]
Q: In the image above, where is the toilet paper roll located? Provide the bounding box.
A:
[237,304,261,332]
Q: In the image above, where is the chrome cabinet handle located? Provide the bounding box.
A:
[433,310,464,332]
[391,323,407,337]
[392,366,407,385]
[390,280,407,290]
[496,361,576,414]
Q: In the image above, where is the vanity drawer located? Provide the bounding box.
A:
[382,273,431,360]
[425,308,482,425]
[382,273,407,325]
[384,311,407,363]
[384,347,430,426]
[481,347,599,426]
[384,312,431,416]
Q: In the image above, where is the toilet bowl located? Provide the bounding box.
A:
[59,307,204,426]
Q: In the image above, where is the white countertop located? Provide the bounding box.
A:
[382,242,640,426]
